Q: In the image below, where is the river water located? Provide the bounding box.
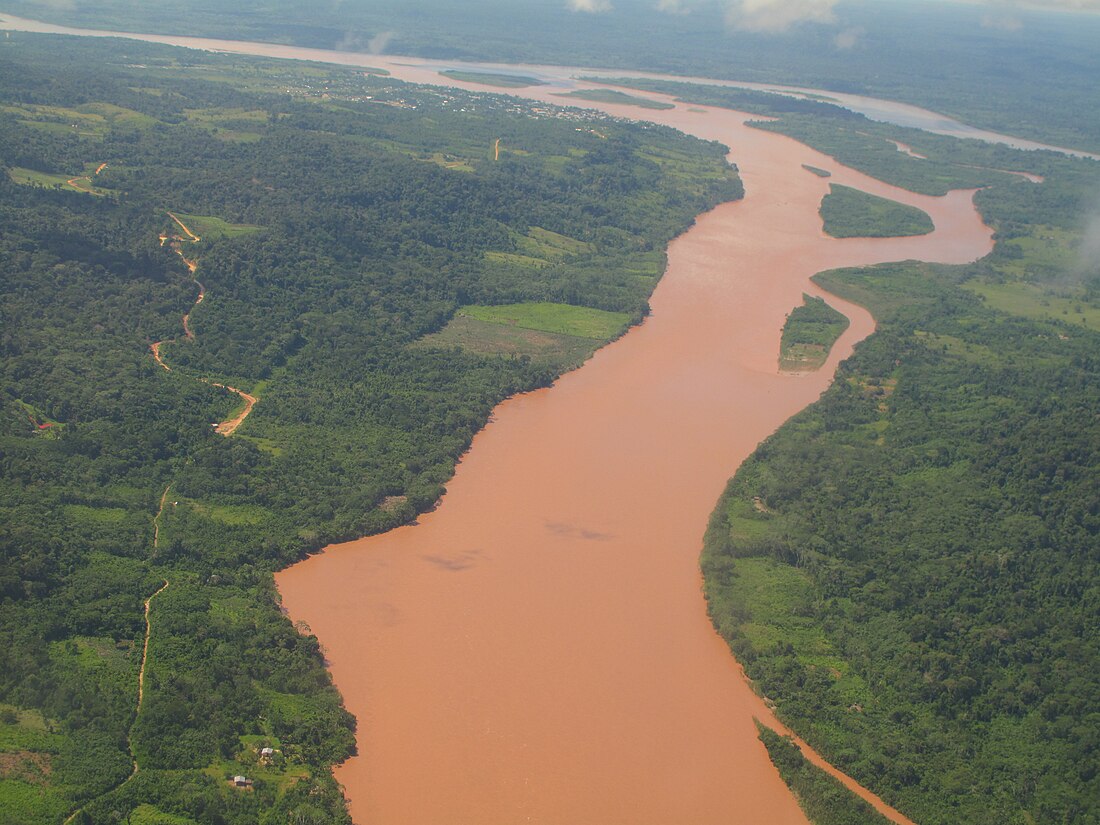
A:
[1,15,998,823]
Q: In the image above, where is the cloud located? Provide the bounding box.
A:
[656,0,691,12]
[833,25,864,48]
[725,0,837,32]
[567,0,613,11]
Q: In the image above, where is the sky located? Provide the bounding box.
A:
[566,0,1100,31]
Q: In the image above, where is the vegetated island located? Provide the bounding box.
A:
[819,184,934,239]
[778,294,850,372]
[802,164,832,178]
[439,69,545,88]
[555,88,675,110]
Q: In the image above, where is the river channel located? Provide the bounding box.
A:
[0,16,1000,823]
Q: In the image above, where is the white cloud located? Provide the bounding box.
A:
[656,0,691,12]
[725,0,837,32]
[567,0,613,12]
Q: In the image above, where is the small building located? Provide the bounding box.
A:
[232,775,253,788]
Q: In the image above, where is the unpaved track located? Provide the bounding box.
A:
[151,215,257,435]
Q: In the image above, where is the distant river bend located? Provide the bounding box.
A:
[0,15,998,824]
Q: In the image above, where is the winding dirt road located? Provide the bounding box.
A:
[151,215,257,436]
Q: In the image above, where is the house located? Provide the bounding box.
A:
[232,775,253,788]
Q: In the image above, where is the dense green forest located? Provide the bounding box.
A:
[3,0,1099,153]
[819,184,933,239]
[0,35,741,824]
[698,85,1100,824]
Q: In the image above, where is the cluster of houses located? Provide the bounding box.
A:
[230,746,281,788]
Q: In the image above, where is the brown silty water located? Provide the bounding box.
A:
[275,72,994,825]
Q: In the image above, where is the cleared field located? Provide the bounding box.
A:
[966,280,1100,331]
[556,89,675,110]
[8,166,81,190]
[459,302,630,339]
[414,315,603,368]
[516,227,595,260]
[173,213,264,239]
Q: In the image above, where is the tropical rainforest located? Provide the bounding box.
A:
[691,83,1100,824]
[1,8,1098,825]
[0,34,740,824]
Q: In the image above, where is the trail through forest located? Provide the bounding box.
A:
[151,214,258,435]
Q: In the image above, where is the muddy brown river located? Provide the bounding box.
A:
[0,17,997,822]
[271,79,992,824]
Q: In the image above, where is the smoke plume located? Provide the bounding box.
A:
[833,26,864,49]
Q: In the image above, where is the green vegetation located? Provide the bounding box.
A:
[412,315,602,369]
[756,725,891,825]
[439,70,545,88]
[802,164,831,178]
[172,213,264,240]
[417,302,632,370]
[7,166,78,188]
[458,302,631,339]
[0,34,741,824]
[556,89,674,110]
[7,0,1099,153]
[703,123,1100,821]
[819,184,933,239]
[779,294,850,372]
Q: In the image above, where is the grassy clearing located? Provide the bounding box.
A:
[780,294,850,372]
[423,151,475,172]
[173,214,264,240]
[413,315,601,368]
[181,498,271,527]
[439,70,545,88]
[0,707,70,825]
[820,184,934,239]
[966,281,1100,332]
[556,89,675,110]
[459,302,630,339]
[130,804,200,824]
[725,557,851,677]
[1,101,158,139]
[515,227,595,260]
[7,167,94,194]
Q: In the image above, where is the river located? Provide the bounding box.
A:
[1,16,998,823]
